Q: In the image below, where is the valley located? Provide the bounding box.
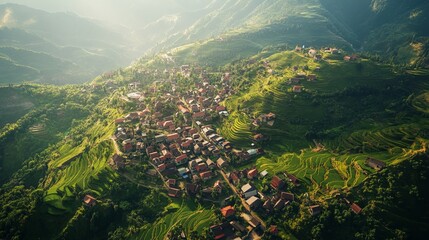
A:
[0,1,429,240]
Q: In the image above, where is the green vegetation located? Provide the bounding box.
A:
[138,200,215,240]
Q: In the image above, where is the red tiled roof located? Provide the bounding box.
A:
[221,205,235,218]
[351,203,362,214]
[271,175,285,190]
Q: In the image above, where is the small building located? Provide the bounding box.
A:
[309,205,322,216]
[351,203,362,214]
[166,133,179,142]
[83,195,97,207]
[168,188,181,198]
[253,134,267,142]
[241,183,258,199]
[246,196,262,209]
[166,179,177,188]
[155,134,167,143]
[247,169,258,179]
[217,157,228,168]
[175,154,188,165]
[206,159,215,169]
[270,175,285,190]
[366,157,386,170]
[292,85,303,93]
[260,170,268,178]
[241,213,260,228]
[221,206,235,218]
[200,171,213,181]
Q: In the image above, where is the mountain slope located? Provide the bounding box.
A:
[0,4,139,84]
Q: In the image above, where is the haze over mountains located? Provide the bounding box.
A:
[0,0,427,84]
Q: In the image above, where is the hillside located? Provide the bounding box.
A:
[0,4,139,84]
[0,1,429,240]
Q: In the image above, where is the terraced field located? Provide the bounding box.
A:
[412,91,429,114]
[257,150,368,197]
[218,112,252,147]
[44,141,117,214]
[257,121,429,198]
[138,200,215,240]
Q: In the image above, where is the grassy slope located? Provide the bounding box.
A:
[219,50,429,198]
[0,101,89,184]
[138,199,215,240]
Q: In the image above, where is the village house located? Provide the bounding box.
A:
[155,134,167,143]
[308,49,317,58]
[246,196,262,209]
[247,168,258,179]
[166,133,179,143]
[253,134,267,142]
[206,159,215,169]
[265,226,278,237]
[351,203,362,214]
[228,171,240,185]
[241,183,258,199]
[185,183,200,196]
[293,85,303,93]
[196,162,208,172]
[217,157,228,168]
[241,213,260,228]
[83,195,97,207]
[168,187,181,198]
[309,205,322,216]
[192,111,205,120]
[271,175,285,191]
[166,179,177,188]
[366,157,386,170]
[307,74,317,81]
[115,118,125,124]
[200,171,213,181]
[221,206,235,218]
[175,154,188,165]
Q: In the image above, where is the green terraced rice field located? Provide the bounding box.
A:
[138,200,215,240]
[44,141,117,213]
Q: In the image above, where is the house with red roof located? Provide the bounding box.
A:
[271,175,285,190]
[175,154,188,165]
[200,171,213,181]
[247,168,258,179]
[83,195,97,207]
[351,203,362,214]
[221,206,235,218]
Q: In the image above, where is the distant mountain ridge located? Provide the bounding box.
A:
[0,3,139,84]
[140,0,428,67]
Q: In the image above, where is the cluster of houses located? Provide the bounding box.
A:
[111,69,271,203]
[81,61,380,239]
